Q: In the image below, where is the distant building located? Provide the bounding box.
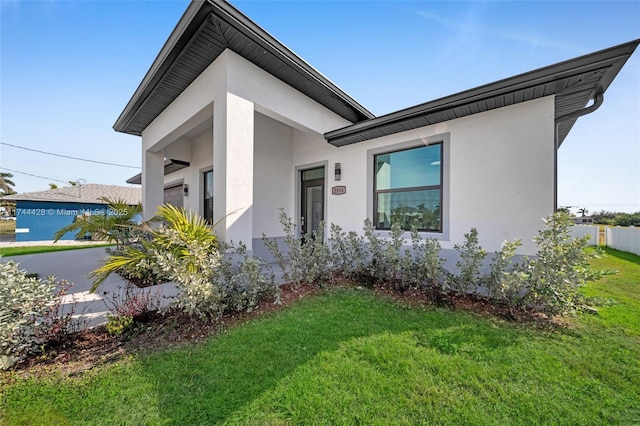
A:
[3,184,141,242]
[573,216,595,224]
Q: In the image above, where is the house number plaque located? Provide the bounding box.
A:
[331,186,346,195]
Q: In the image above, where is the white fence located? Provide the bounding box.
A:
[606,226,640,256]
[570,225,640,256]
[571,225,599,246]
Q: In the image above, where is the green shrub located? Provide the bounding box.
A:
[485,239,526,304]
[93,205,277,319]
[451,228,486,294]
[329,224,367,280]
[105,315,133,336]
[0,262,58,369]
[524,210,608,315]
[400,227,446,294]
[262,209,332,286]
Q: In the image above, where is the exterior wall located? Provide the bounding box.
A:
[290,96,555,255]
[253,112,294,238]
[14,201,108,242]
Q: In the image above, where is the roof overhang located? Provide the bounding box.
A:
[325,39,639,147]
[126,159,190,185]
[114,0,374,136]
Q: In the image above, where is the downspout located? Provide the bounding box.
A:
[553,91,604,211]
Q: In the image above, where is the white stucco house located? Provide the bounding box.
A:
[114,0,638,260]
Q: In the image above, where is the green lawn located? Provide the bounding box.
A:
[0,243,113,257]
[1,249,639,425]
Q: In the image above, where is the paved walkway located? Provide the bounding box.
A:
[1,246,177,328]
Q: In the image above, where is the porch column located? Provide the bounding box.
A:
[142,150,164,221]
[213,92,254,249]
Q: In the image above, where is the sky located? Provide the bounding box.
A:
[1,0,639,214]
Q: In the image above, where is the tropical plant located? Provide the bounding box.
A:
[91,204,277,318]
[577,207,589,217]
[0,172,17,196]
[53,197,142,246]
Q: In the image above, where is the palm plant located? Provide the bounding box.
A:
[53,197,142,246]
[0,172,17,196]
[89,204,219,292]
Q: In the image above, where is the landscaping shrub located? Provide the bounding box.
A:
[0,262,73,369]
[329,223,366,280]
[485,239,526,304]
[451,228,486,294]
[93,204,278,319]
[399,227,446,294]
[523,210,609,315]
[262,209,332,286]
[266,209,607,317]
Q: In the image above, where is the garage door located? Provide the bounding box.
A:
[164,184,183,208]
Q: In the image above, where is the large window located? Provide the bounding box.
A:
[204,170,213,224]
[374,143,442,232]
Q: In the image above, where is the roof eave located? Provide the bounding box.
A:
[113,1,207,135]
[326,39,639,147]
[113,0,374,136]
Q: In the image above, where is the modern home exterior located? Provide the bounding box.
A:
[5,184,141,242]
[115,0,638,258]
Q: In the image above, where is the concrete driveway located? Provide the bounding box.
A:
[2,246,177,328]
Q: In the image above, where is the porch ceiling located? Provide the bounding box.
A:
[325,40,639,148]
[114,1,374,137]
[126,159,190,185]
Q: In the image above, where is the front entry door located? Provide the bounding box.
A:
[301,167,325,236]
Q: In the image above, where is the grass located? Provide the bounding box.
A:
[1,250,639,425]
[0,220,16,234]
[0,243,113,257]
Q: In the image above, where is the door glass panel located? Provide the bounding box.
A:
[306,185,323,233]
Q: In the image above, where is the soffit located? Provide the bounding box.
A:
[126,159,190,185]
[114,1,374,136]
[325,40,639,147]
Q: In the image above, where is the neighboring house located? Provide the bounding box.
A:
[4,184,141,242]
[574,216,595,225]
[115,0,638,259]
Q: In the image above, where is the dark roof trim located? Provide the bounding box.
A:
[114,0,374,136]
[126,159,190,185]
[325,39,639,147]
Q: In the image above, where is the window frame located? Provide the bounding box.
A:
[203,169,213,225]
[373,142,444,233]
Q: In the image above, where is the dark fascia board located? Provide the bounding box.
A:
[114,1,207,134]
[325,39,639,147]
[114,0,374,135]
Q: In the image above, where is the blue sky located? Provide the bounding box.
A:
[1,0,639,214]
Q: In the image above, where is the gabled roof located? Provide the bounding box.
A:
[114,0,374,136]
[4,184,141,205]
[325,40,639,147]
